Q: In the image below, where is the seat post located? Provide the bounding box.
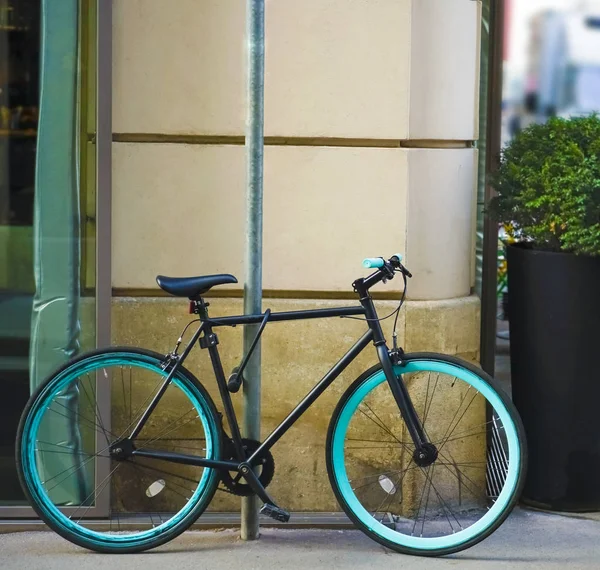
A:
[195,297,210,321]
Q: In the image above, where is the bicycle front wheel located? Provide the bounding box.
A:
[16,347,221,553]
[326,353,526,556]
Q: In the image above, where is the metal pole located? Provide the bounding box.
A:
[480,0,505,376]
[241,0,265,541]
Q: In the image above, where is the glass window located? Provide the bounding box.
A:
[0,0,96,507]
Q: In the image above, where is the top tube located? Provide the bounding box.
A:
[205,305,366,327]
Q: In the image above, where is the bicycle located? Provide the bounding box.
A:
[16,254,526,556]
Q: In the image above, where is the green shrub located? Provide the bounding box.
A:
[489,115,600,256]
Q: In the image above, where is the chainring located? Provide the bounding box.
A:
[219,438,275,497]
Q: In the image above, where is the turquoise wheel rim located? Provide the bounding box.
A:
[21,352,218,548]
[332,360,521,551]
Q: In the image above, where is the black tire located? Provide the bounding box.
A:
[326,353,527,557]
[16,347,222,554]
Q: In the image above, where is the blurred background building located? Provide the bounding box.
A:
[503,0,600,142]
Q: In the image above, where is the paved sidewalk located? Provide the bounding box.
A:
[1,508,600,570]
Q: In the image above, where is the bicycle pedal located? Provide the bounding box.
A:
[260,503,290,523]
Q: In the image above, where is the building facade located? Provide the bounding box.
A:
[0,0,483,515]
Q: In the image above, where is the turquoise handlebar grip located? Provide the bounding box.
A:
[362,258,385,269]
[362,254,403,269]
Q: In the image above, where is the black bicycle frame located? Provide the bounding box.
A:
[131,281,429,474]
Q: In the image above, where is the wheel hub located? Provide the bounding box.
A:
[413,442,438,467]
[109,438,136,460]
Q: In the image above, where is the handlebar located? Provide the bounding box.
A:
[361,254,412,280]
[353,254,411,296]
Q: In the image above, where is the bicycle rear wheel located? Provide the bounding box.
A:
[16,347,221,553]
[326,353,526,556]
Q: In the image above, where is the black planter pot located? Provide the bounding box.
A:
[507,244,600,511]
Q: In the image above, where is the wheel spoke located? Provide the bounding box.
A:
[129,366,133,426]
[436,386,475,452]
[351,464,421,492]
[419,464,435,537]
[130,458,202,488]
[435,461,487,468]
[35,447,110,459]
[36,440,109,458]
[114,375,168,441]
[46,400,118,441]
[347,437,402,444]
[436,390,480,457]
[372,471,403,520]
[43,453,100,493]
[411,466,431,536]
[121,366,128,427]
[42,436,115,491]
[435,448,492,505]
[135,408,199,449]
[72,463,122,522]
[433,427,503,446]
[80,372,112,447]
[346,444,407,450]
[127,461,196,502]
[422,372,440,427]
[417,463,464,533]
[359,402,409,451]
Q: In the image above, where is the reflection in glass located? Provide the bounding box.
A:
[0,0,96,507]
[0,0,40,506]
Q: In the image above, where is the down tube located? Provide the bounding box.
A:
[248,329,374,463]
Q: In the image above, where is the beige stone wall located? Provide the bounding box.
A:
[409,0,482,140]
[112,144,477,297]
[112,1,481,297]
[112,296,480,511]
[112,144,409,293]
[110,0,484,511]
[113,0,480,140]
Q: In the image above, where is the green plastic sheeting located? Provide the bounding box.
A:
[30,0,89,506]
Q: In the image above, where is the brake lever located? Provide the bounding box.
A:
[398,265,412,278]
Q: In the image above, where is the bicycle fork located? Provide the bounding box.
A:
[354,274,437,467]
[377,345,438,467]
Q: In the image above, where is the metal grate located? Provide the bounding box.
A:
[486,413,509,499]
